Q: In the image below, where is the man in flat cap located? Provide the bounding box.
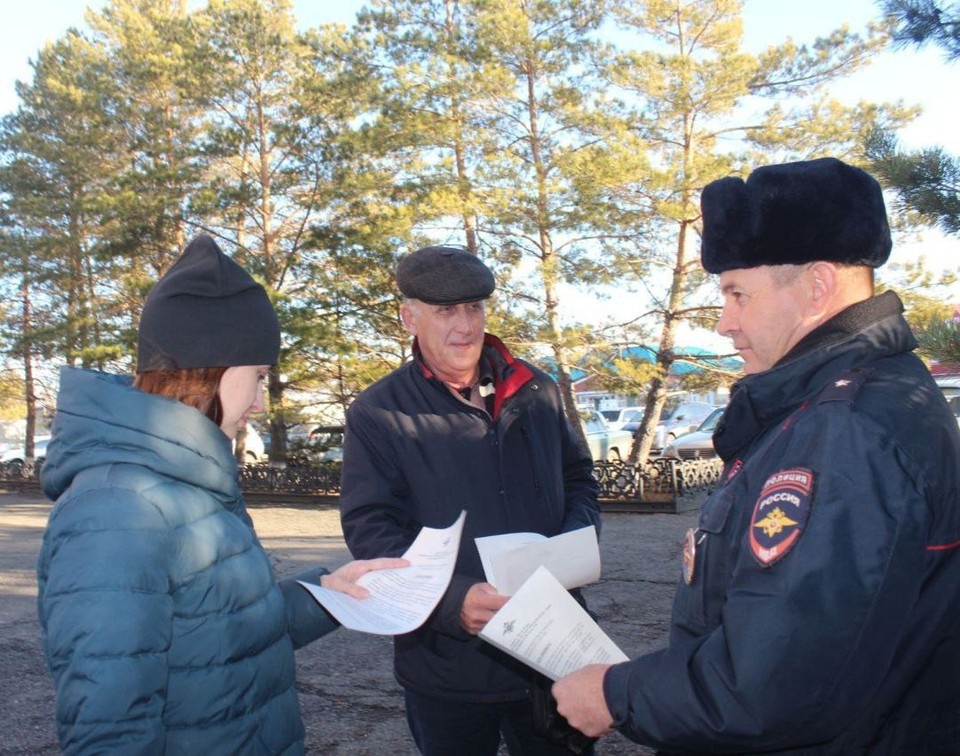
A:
[339,245,600,755]
[552,157,960,753]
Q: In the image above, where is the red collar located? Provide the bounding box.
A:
[413,334,535,420]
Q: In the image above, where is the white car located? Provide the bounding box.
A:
[652,402,719,450]
[580,410,635,461]
[0,435,52,471]
[236,425,267,462]
[936,375,960,426]
[660,407,726,460]
[599,406,645,430]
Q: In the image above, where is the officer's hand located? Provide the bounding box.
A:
[320,558,410,599]
[460,582,508,635]
[552,664,615,738]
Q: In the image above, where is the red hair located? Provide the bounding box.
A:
[133,367,228,425]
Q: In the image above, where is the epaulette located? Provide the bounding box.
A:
[814,369,869,405]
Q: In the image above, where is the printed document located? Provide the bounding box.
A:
[298,510,465,635]
[479,565,628,681]
[475,525,600,596]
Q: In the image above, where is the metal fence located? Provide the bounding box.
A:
[592,457,724,512]
[1,457,724,512]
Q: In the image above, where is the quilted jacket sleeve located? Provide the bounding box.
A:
[279,567,339,649]
[37,489,176,754]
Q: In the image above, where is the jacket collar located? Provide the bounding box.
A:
[713,291,914,461]
[42,367,241,504]
[412,333,534,420]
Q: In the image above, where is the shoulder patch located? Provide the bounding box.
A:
[815,370,867,405]
[749,468,814,567]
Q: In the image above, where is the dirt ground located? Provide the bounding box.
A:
[0,491,696,755]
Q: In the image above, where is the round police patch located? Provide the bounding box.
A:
[749,467,814,567]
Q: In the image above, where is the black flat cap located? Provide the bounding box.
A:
[137,235,281,373]
[396,245,496,304]
[700,157,892,274]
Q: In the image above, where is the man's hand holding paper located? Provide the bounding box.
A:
[552,664,615,738]
[460,583,509,635]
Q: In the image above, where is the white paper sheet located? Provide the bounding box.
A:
[479,565,628,681]
[298,510,466,635]
[475,525,601,596]
[475,531,545,586]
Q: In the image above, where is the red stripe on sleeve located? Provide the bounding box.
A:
[927,539,960,552]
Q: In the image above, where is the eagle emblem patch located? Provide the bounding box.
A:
[749,468,814,567]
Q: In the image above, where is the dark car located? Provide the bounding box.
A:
[308,425,345,462]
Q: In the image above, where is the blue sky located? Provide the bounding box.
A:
[3,0,959,304]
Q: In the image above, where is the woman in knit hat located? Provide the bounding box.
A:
[36,235,405,754]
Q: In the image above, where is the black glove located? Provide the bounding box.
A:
[530,671,597,755]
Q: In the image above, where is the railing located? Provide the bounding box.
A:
[239,460,342,503]
[592,457,724,512]
[0,456,725,512]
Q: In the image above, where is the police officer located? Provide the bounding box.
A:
[552,157,960,753]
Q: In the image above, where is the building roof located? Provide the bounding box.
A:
[540,345,743,382]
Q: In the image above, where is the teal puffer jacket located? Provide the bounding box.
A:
[38,367,337,754]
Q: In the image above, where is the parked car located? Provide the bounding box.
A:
[652,401,719,450]
[936,376,960,426]
[308,425,345,462]
[261,424,343,463]
[0,435,52,473]
[236,424,267,462]
[580,410,634,462]
[660,406,726,460]
[599,406,645,430]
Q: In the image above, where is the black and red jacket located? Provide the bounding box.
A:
[340,334,600,702]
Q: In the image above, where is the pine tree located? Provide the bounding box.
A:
[868,1,960,238]
[464,0,610,442]
[882,0,960,60]
[587,0,912,460]
[191,0,351,458]
[0,27,131,439]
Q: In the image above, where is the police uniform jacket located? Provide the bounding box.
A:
[339,334,601,702]
[604,291,960,754]
[38,367,339,754]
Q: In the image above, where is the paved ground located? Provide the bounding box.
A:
[0,491,697,755]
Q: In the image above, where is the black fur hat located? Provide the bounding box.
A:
[137,235,280,373]
[700,157,892,274]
